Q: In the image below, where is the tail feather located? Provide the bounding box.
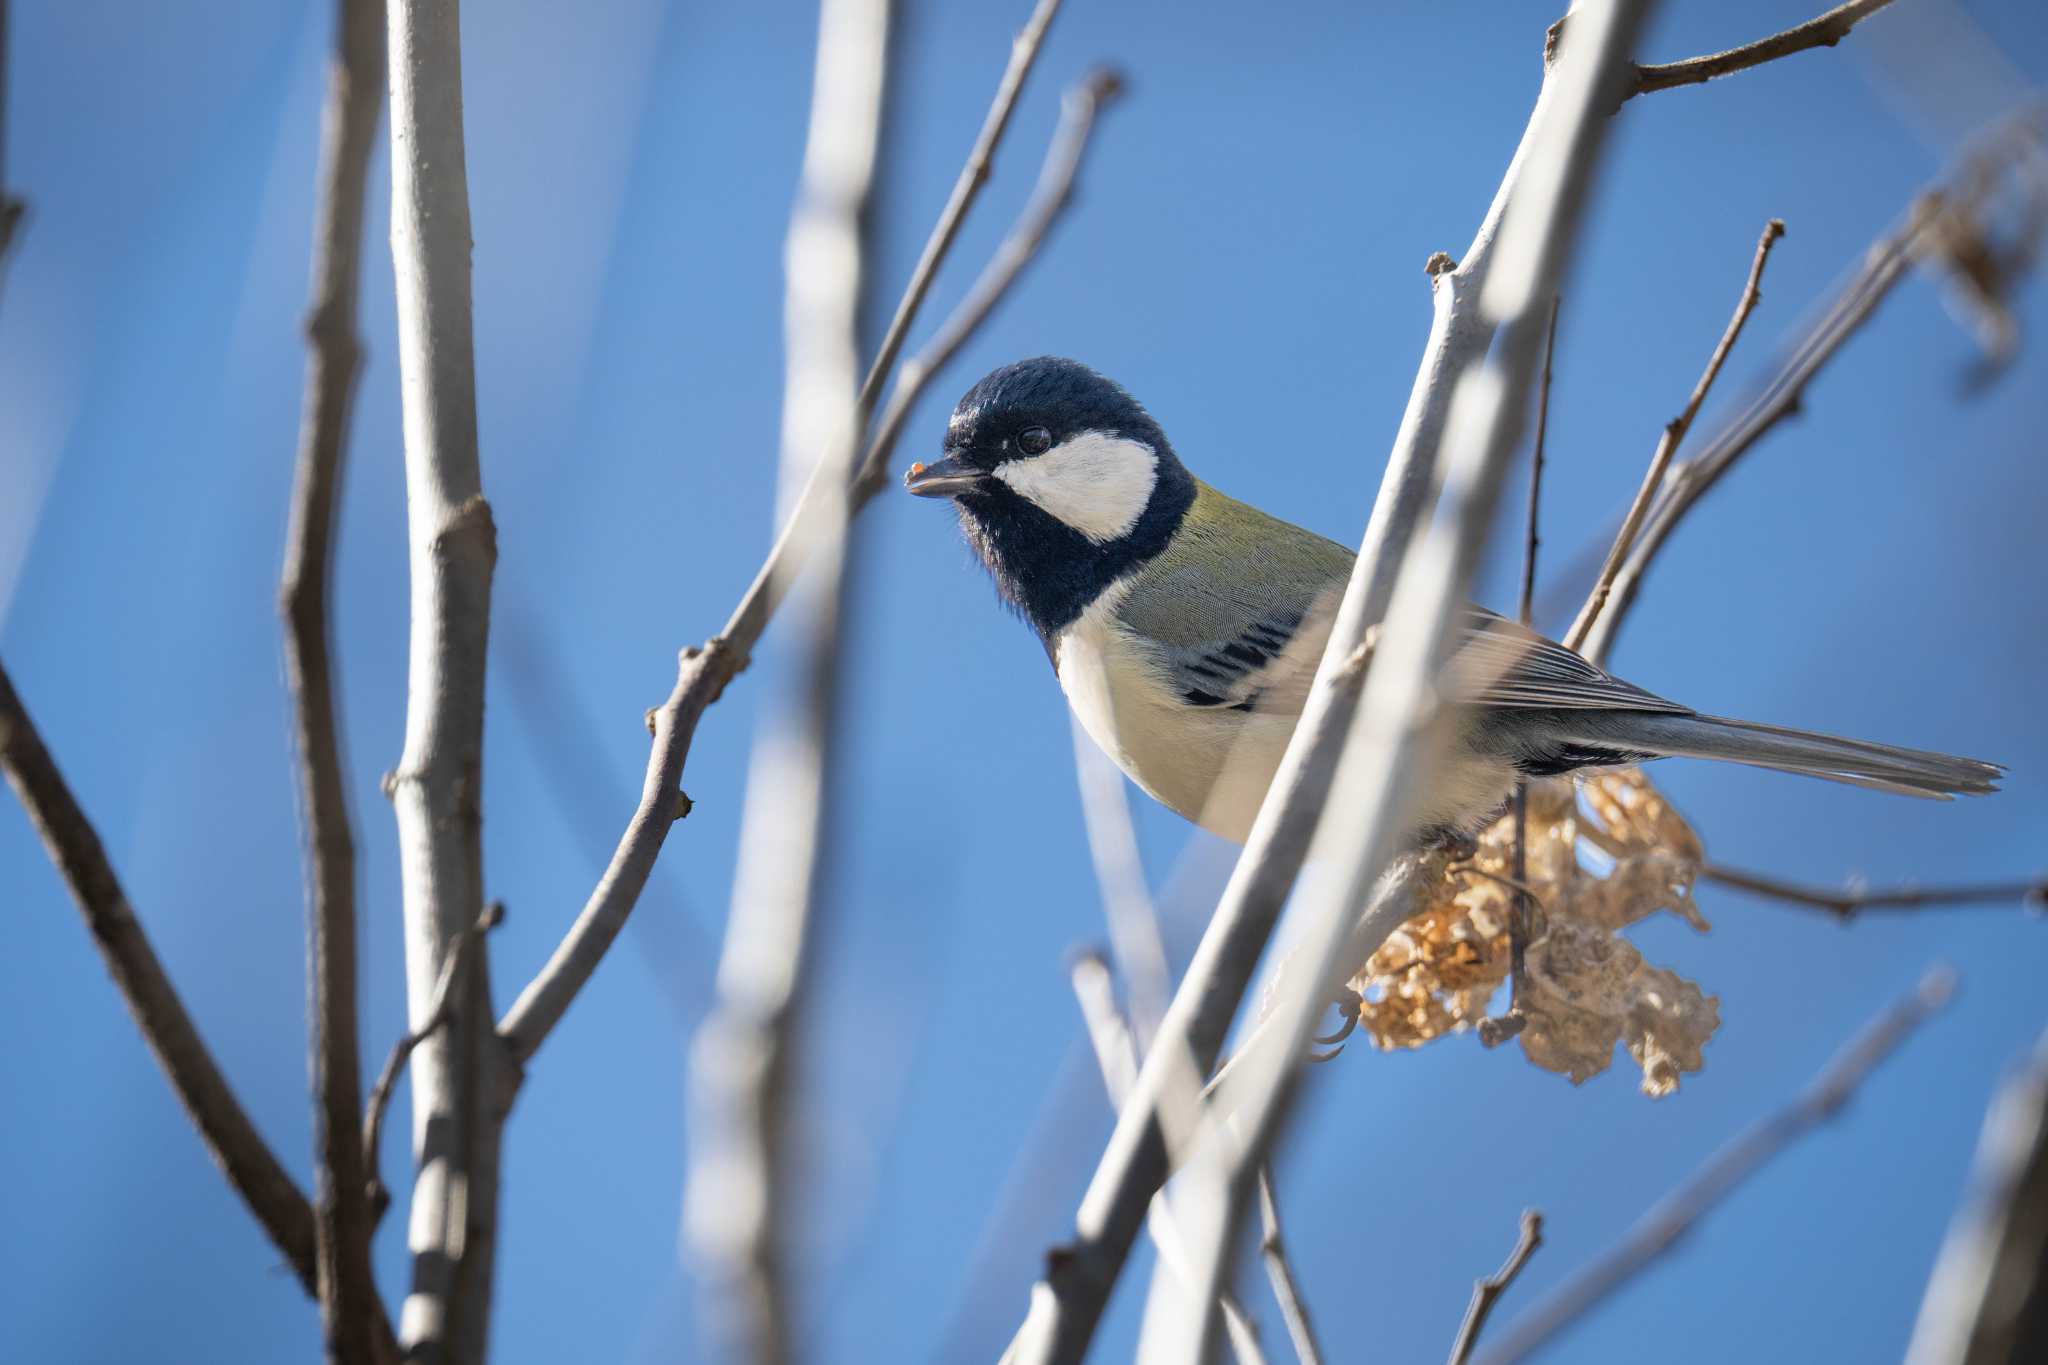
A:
[1553,711,2004,800]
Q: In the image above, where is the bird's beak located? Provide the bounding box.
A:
[903,452,991,499]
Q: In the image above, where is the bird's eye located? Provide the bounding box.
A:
[1017,426,1053,456]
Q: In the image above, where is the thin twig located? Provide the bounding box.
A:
[684,0,892,1357]
[1565,219,1783,653]
[0,659,319,1295]
[1702,862,2048,922]
[1448,1210,1545,1365]
[363,902,503,1223]
[856,0,1062,425]
[383,2,515,1359]
[1578,112,2048,665]
[1009,9,1650,1356]
[1475,966,1958,1365]
[1256,1168,1326,1365]
[282,1,388,1358]
[1506,296,1561,1028]
[1067,954,1269,1365]
[493,43,1122,1070]
[1625,0,1902,103]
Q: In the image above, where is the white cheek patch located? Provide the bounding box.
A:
[992,430,1159,544]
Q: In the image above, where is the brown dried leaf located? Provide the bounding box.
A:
[1340,768,1720,1096]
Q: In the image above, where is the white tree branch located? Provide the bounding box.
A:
[384,2,513,1360]
[683,1,891,1358]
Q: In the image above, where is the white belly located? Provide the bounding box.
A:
[1051,588,1305,843]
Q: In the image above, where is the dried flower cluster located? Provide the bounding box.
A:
[1347,769,1721,1097]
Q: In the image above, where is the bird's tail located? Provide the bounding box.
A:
[1550,711,2004,799]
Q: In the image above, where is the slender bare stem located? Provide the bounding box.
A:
[1576,114,2048,666]
[1449,1210,1545,1365]
[383,3,513,1359]
[1625,0,1902,103]
[1067,955,1269,1365]
[1565,219,1783,652]
[496,62,1126,1067]
[1256,1168,1326,1365]
[857,0,1062,424]
[364,903,503,1225]
[1009,11,1651,1356]
[1506,296,1560,1024]
[282,2,389,1358]
[1475,967,1957,1365]
[0,660,319,1294]
[1703,862,2048,922]
[683,2,892,1359]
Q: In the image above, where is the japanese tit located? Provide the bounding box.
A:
[904,356,2002,842]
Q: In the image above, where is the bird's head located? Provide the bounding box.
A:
[904,356,1195,639]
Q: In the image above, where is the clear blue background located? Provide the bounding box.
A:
[2,2,2043,1361]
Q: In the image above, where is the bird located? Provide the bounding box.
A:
[903,356,2003,845]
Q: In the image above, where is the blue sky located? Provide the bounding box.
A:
[1,1,2043,1361]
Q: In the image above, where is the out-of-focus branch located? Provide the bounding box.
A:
[1624,0,1901,102]
[494,35,1120,1069]
[281,2,388,1358]
[0,0,25,276]
[1578,114,2047,666]
[364,902,502,1224]
[382,3,512,1360]
[0,660,320,1295]
[1564,219,1783,653]
[1071,718,1171,1044]
[1139,8,1653,1359]
[683,0,892,1358]
[1448,1210,1545,1365]
[1256,1168,1325,1365]
[1476,967,1957,1365]
[1009,10,1650,1358]
[1703,862,2048,922]
[1069,956,1270,1365]
[1906,1026,2048,1365]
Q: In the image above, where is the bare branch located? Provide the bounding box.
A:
[1008,8,1651,1355]
[1448,1210,1545,1365]
[685,2,892,1358]
[1137,7,1653,1358]
[1067,954,1269,1365]
[1256,1168,1326,1365]
[1503,295,1561,1032]
[364,903,503,1225]
[1907,1026,2048,1364]
[1565,219,1783,653]
[383,2,515,1359]
[0,659,319,1296]
[1702,862,2048,922]
[1475,966,1957,1365]
[1625,0,1902,102]
[282,1,388,1358]
[857,0,1063,423]
[1579,113,2046,666]
[497,61,1126,1067]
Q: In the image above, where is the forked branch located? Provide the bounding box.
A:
[497,61,1127,1066]
[281,0,389,1357]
